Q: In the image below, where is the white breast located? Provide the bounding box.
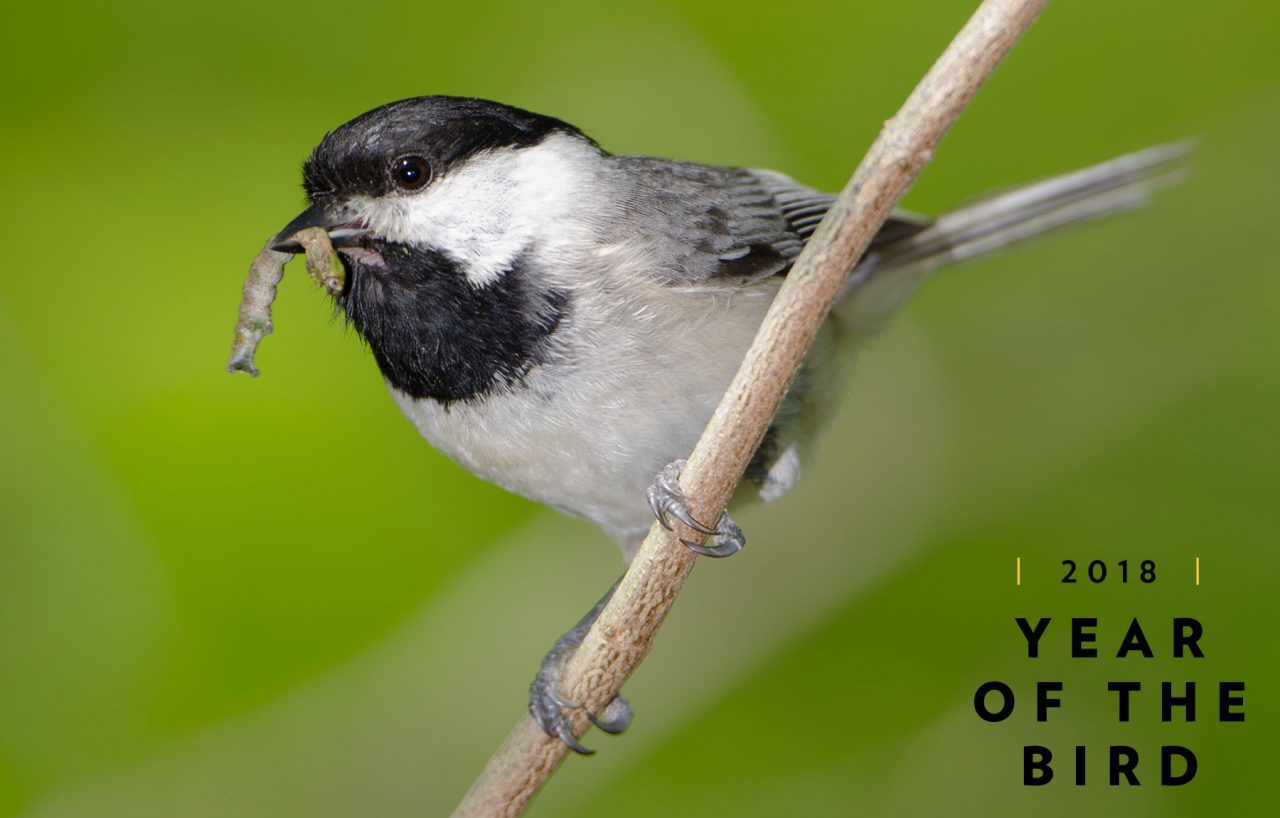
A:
[391,262,780,544]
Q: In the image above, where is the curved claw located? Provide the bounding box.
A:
[588,695,633,735]
[682,536,744,558]
[549,689,581,709]
[680,512,745,558]
[665,502,718,536]
[647,486,675,531]
[554,722,594,756]
[531,684,595,755]
[646,460,720,535]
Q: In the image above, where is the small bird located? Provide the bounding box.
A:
[268,95,1182,752]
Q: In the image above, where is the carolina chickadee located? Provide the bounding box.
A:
[267,95,1182,752]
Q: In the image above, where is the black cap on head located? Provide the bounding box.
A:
[301,96,594,201]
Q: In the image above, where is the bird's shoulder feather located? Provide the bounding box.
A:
[600,156,926,286]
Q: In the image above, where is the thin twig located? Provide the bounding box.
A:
[452,1,1049,814]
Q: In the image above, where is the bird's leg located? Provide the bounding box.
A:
[531,459,743,753]
[646,459,746,558]
[529,577,633,754]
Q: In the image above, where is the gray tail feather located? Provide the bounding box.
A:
[837,141,1191,335]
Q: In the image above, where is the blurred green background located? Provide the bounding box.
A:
[1,0,1276,815]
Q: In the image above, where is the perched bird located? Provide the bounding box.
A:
[268,95,1182,752]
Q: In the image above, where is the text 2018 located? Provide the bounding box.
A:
[1061,560,1156,584]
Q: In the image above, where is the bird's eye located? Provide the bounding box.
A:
[392,156,431,191]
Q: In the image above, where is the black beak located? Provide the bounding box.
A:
[270,203,370,253]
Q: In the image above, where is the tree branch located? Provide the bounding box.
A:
[452,1,1049,814]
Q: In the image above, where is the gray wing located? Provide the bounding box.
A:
[604,156,927,286]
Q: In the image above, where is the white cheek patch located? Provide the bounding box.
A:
[355,133,597,287]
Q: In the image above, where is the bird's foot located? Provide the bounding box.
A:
[646,459,746,558]
[529,583,633,754]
